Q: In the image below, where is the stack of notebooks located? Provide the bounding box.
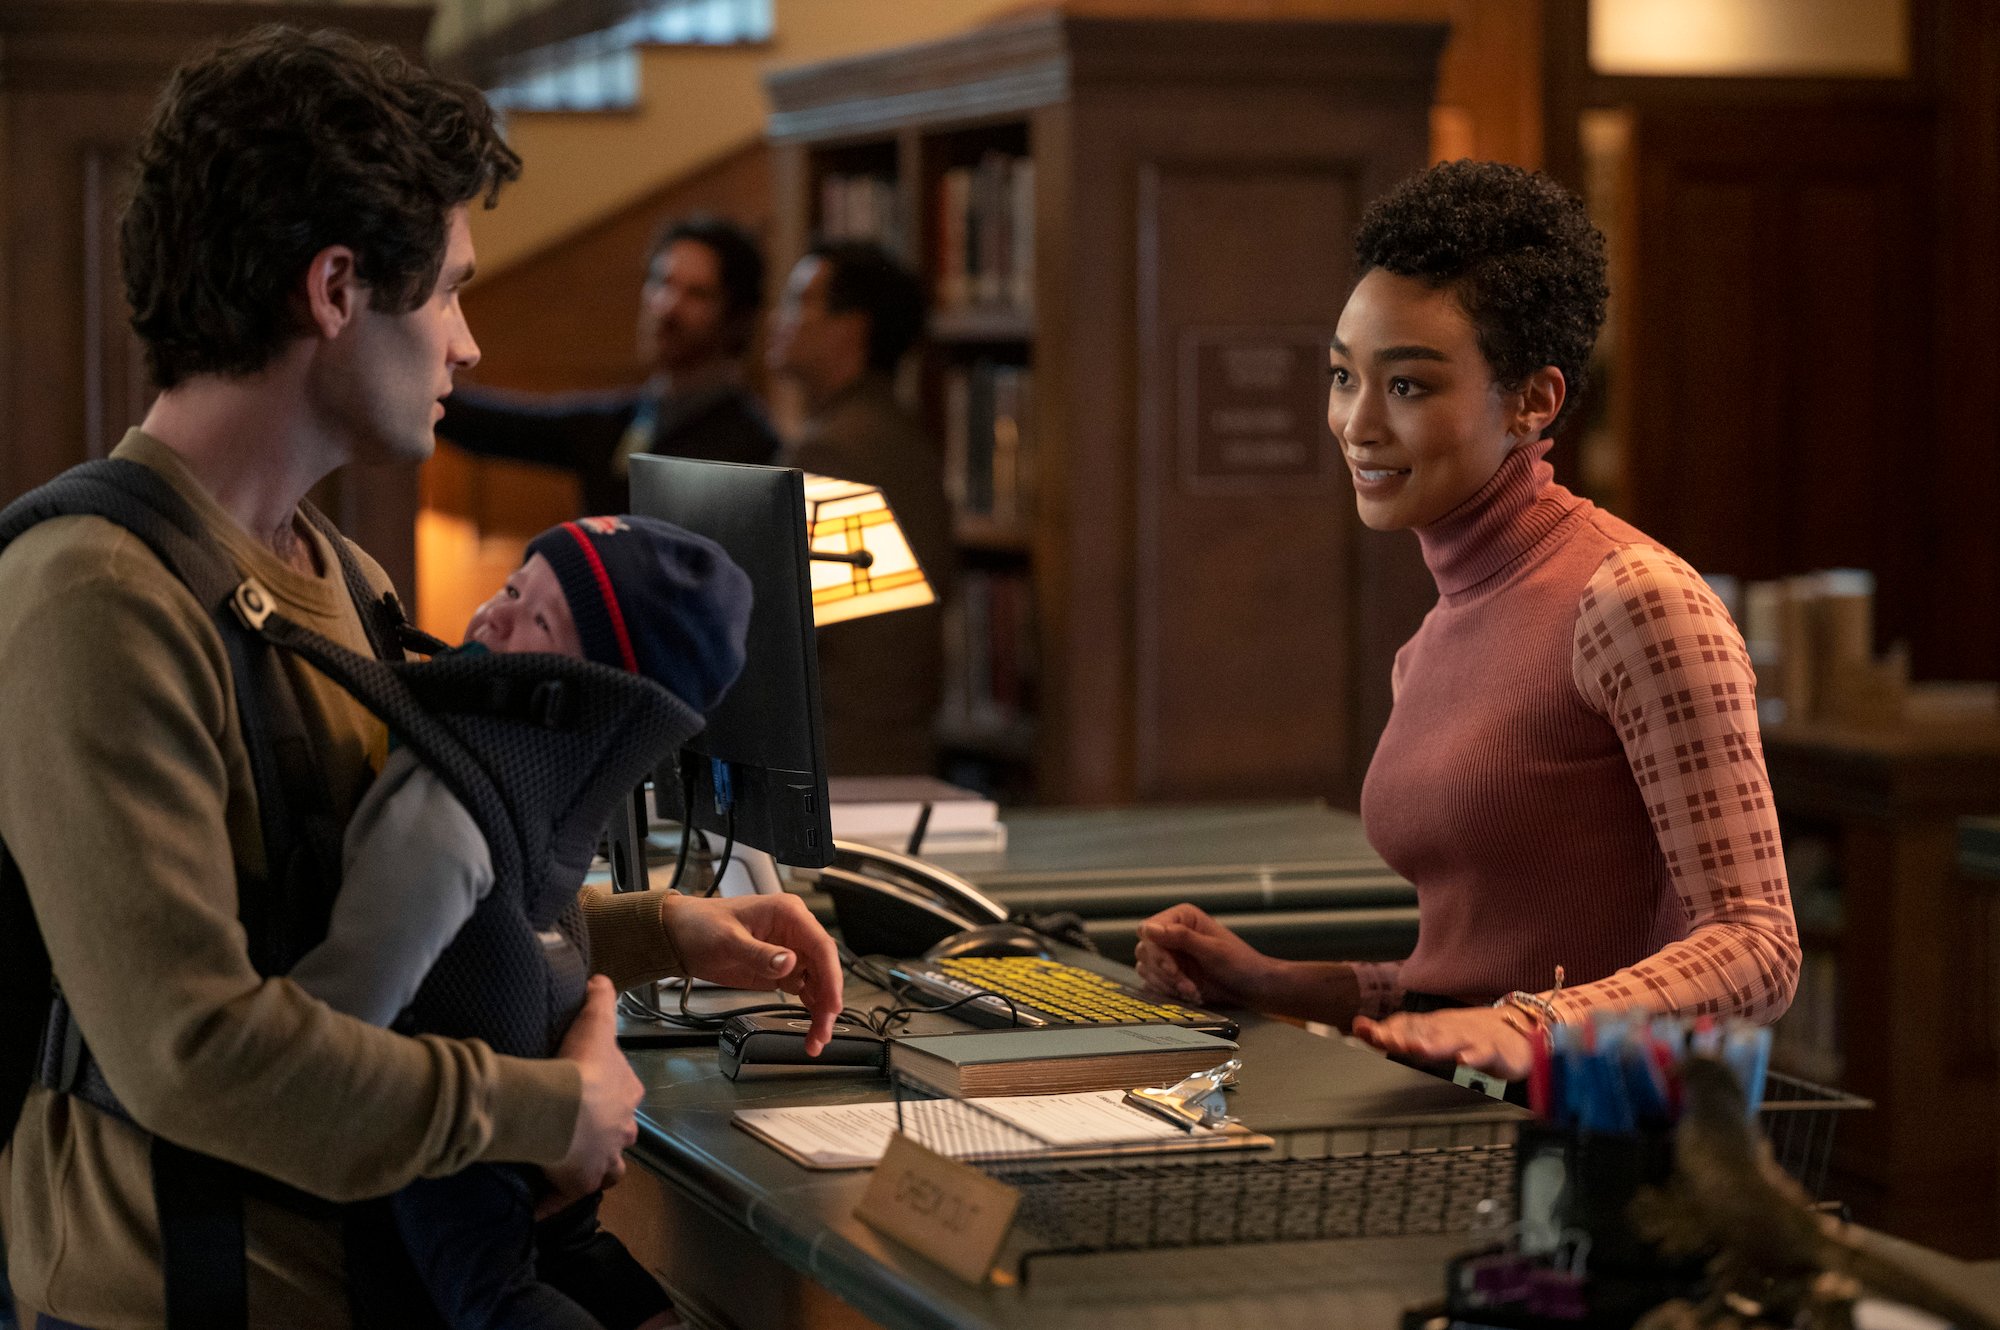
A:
[886,1025,1237,1097]
[827,775,1005,854]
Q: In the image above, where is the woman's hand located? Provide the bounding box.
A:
[660,894,844,1054]
[1133,904,1279,1008]
[1351,1007,1535,1081]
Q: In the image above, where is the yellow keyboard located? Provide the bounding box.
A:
[890,956,1238,1037]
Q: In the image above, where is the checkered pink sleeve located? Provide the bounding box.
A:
[1548,545,1800,1024]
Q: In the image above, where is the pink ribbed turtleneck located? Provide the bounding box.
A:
[1354,442,1799,1024]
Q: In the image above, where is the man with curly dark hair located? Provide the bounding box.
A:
[1138,160,1798,1092]
[0,25,815,1329]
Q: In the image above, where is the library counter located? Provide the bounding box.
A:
[607,793,2000,1327]
[605,994,1511,1330]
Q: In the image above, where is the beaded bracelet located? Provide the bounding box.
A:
[1489,966,1566,1032]
[1496,991,1558,1025]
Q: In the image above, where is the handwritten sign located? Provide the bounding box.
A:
[855,1132,1020,1285]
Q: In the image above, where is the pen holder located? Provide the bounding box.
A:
[1515,1120,1703,1279]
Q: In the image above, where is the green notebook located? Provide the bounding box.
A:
[888,1025,1237,1097]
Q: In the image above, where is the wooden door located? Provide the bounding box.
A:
[1621,102,1936,662]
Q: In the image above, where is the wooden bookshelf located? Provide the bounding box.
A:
[1761,713,2000,1256]
[766,14,1445,805]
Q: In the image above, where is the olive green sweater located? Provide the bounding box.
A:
[0,432,681,1328]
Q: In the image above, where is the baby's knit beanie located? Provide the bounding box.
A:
[526,515,753,714]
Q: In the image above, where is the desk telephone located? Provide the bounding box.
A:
[608,786,1077,959]
[813,840,1018,956]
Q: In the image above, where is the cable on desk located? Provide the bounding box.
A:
[628,751,705,897]
[703,802,737,898]
[616,913,1023,1036]
[836,943,1021,1036]
[618,940,885,1033]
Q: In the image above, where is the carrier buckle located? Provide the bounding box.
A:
[230,579,276,631]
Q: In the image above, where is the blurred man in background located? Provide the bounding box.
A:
[440,214,782,512]
[768,240,954,776]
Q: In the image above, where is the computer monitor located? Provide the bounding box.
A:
[627,454,835,869]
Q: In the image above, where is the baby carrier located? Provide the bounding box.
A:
[0,458,702,1328]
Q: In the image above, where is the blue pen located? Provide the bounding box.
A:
[1721,1023,1772,1120]
[1587,1022,1637,1135]
[1551,1022,1584,1128]
[1622,1028,1674,1128]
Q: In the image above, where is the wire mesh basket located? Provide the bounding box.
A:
[1756,1068,1871,1201]
[884,1065,1869,1283]
[887,1073,1518,1281]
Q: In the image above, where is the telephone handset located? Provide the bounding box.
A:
[812,840,1010,957]
[606,783,1013,956]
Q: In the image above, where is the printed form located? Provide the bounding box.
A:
[734,1090,1227,1169]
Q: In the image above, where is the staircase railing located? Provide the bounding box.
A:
[433,0,770,110]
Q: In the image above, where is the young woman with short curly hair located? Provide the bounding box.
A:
[1136,160,1800,1084]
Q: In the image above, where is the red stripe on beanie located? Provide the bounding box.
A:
[560,522,640,673]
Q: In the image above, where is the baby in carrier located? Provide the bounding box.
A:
[290,514,752,1330]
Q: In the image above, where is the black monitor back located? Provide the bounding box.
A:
[628,455,833,868]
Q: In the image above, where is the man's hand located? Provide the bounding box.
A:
[545,976,641,1205]
[1133,903,1285,1008]
[661,893,844,1055]
[1351,1007,1535,1081]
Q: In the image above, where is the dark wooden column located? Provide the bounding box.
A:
[0,1,433,600]
[1763,720,2000,1256]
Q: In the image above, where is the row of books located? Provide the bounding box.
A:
[936,152,1033,313]
[814,156,1034,314]
[817,172,903,254]
[940,570,1037,735]
[941,362,1036,526]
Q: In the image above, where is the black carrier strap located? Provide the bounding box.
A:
[0,461,352,977]
[0,844,42,1137]
[153,1137,249,1327]
[1,460,702,1329]
[0,460,397,1330]
[298,502,447,660]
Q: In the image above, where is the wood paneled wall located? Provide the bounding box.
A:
[0,2,431,596]
[455,137,773,396]
[766,15,1445,804]
[1541,0,2000,685]
[1041,0,1545,167]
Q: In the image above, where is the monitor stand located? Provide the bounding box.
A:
[713,844,783,897]
[607,784,651,893]
[606,784,782,896]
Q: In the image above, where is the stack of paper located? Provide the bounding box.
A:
[828,776,1005,854]
[733,1090,1259,1170]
